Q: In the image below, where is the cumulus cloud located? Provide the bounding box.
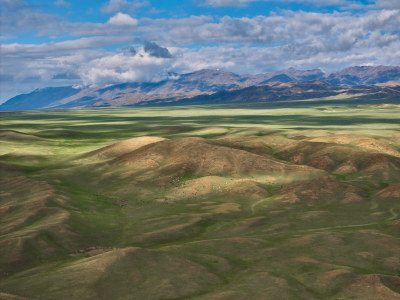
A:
[79,51,172,85]
[0,40,175,100]
[143,9,399,49]
[107,12,138,26]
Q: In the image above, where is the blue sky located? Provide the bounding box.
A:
[1,0,399,102]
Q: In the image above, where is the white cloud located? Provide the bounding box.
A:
[79,50,172,85]
[107,12,138,26]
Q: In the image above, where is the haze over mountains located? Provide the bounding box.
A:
[1,65,400,110]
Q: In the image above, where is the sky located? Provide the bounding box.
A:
[1,0,400,103]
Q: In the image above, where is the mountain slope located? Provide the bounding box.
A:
[1,66,400,110]
[142,81,400,106]
[326,66,400,85]
[0,87,82,110]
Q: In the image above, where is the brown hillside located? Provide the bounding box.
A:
[278,139,400,181]
[112,137,322,180]
[310,134,400,157]
[0,177,74,275]
[374,184,400,202]
[275,176,364,204]
[88,136,167,159]
[1,246,222,300]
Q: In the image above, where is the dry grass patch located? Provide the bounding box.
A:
[202,203,241,214]
[310,134,400,157]
[112,137,322,179]
[275,176,365,204]
[88,136,166,159]
[374,184,400,202]
[0,177,74,275]
[335,274,400,300]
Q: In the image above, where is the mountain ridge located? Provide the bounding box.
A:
[1,65,400,110]
[138,80,400,107]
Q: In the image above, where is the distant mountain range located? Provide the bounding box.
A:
[1,66,400,110]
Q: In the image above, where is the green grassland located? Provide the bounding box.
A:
[1,101,400,299]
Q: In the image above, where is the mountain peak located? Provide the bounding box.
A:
[1,66,399,110]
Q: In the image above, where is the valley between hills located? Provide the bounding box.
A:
[1,102,400,299]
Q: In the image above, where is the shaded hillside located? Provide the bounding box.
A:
[326,66,400,85]
[141,81,400,106]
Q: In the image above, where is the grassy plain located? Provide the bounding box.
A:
[1,101,400,299]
